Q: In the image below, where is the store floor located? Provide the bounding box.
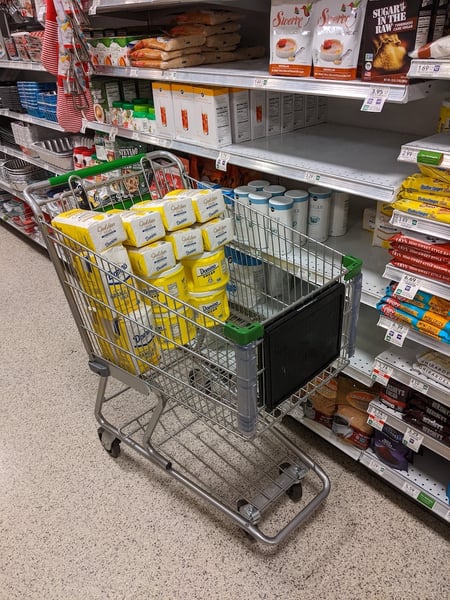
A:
[1,224,449,600]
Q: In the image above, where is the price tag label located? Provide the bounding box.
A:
[80,118,88,134]
[367,408,387,431]
[131,130,140,140]
[391,212,419,230]
[371,360,393,385]
[402,481,420,499]
[129,68,138,78]
[383,321,408,347]
[368,458,386,475]
[415,62,440,76]
[37,5,46,21]
[402,427,424,452]
[304,172,320,183]
[253,78,268,88]
[394,274,420,300]
[88,0,99,14]
[361,87,389,113]
[445,510,450,522]
[216,152,230,172]
[109,127,118,142]
[398,146,419,163]
[409,378,429,394]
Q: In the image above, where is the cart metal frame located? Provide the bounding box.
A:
[24,150,362,546]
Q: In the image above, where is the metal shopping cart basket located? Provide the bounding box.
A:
[24,150,362,546]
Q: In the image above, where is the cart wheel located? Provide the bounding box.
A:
[287,482,303,502]
[97,427,121,458]
[279,462,303,503]
[189,368,212,395]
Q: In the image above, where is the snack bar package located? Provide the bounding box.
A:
[361,0,433,84]
[312,0,368,80]
[269,0,318,77]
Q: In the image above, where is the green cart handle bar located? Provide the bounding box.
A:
[48,153,147,186]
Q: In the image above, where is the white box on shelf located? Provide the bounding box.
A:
[250,89,266,140]
[229,87,251,143]
[192,85,232,148]
[281,93,295,134]
[152,82,175,139]
[172,83,196,142]
[266,91,281,137]
[293,94,305,130]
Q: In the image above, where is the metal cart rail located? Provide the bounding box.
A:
[24,151,362,546]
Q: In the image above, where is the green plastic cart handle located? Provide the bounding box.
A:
[48,153,147,186]
[342,255,363,280]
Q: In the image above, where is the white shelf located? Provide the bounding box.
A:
[374,346,450,407]
[92,62,433,103]
[390,209,450,242]
[409,59,450,80]
[361,449,450,522]
[299,417,363,461]
[383,263,450,301]
[343,304,389,386]
[0,144,66,175]
[89,0,248,13]
[368,399,450,461]
[398,132,450,168]
[83,121,417,202]
[0,59,45,71]
[0,109,64,132]
[377,315,450,356]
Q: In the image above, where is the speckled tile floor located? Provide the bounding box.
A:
[1,224,449,600]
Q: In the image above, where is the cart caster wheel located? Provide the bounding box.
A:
[279,462,303,503]
[97,427,121,458]
[189,368,212,395]
[287,482,303,502]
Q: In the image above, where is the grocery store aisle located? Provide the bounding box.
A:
[1,224,449,600]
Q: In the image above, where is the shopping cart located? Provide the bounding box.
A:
[24,151,362,546]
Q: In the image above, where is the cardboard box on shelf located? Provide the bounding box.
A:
[152,81,175,139]
[266,91,282,137]
[229,87,251,143]
[372,201,401,247]
[250,89,266,140]
[192,85,232,148]
[172,83,196,141]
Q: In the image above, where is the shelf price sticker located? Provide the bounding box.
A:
[109,127,118,142]
[398,146,419,163]
[393,274,420,300]
[361,87,390,113]
[417,149,443,166]
[381,319,408,347]
[304,171,320,183]
[371,360,393,385]
[80,118,88,134]
[368,458,386,475]
[253,78,268,88]
[367,408,387,431]
[88,0,99,14]
[390,211,419,230]
[402,481,420,499]
[216,152,230,172]
[409,378,429,394]
[402,427,424,453]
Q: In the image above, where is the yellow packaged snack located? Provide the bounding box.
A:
[392,198,450,224]
[402,173,450,196]
[400,190,450,209]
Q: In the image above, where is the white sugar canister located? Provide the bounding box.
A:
[329,191,350,237]
[247,179,271,192]
[233,185,253,245]
[307,186,332,243]
[263,184,286,197]
[285,189,309,246]
[267,196,293,256]
[248,191,271,250]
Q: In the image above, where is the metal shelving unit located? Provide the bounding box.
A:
[378,314,450,357]
[361,449,450,522]
[83,120,416,201]
[389,209,450,241]
[0,144,66,175]
[383,262,450,301]
[408,59,450,80]
[367,399,450,461]
[0,59,45,71]
[0,109,64,132]
[374,346,450,407]
[92,62,434,103]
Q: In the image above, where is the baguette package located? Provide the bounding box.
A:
[205,33,242,48]
[130,54,205,70]
[128,46,202,61]
[132,35,206,52]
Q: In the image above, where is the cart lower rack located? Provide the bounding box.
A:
[24,151,362,545]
